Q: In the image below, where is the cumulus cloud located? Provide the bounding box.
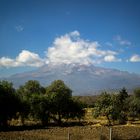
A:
[46,31,119,65]
[104,55,121,62]
[0,57,16,67]
[114,35,131,46]
[129,54,140,62]
[0,31,122,68]
[0,50,45,68]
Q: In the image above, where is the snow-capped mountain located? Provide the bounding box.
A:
[3,64,140,95]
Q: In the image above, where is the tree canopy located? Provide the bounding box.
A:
[46,80,73,124]
[0,79,140,128]
[0,81,21,126]
[93,89,128,125]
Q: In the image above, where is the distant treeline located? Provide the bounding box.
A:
[0,80,140,127]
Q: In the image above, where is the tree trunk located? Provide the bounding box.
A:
[107,115,111,126]
[58,112,62,125]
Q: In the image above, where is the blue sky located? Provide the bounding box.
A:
[0,0,140,77]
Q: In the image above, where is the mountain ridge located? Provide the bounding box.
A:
[2,64,140,95]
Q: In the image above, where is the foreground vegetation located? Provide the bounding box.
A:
[0,79,140,128]
[0,80,85,127]
[0,79,140,139]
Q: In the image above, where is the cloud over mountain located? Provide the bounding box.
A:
[0,33,140,94]
[0,31,133,68]
[46,31,119,65]
[0,50,45,68]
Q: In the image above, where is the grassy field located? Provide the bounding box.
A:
[0,124,140,140]
[1,108,140,140]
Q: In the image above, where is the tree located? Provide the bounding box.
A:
[46,80,72,124]
[0,81,21,127]
[17,80,45,100]
[93,92,113,125]
[64,99,85,121]
[127,88,140,120]
[30,94,50,125]
[116,88,128,123]
[93,91,127,125]
[118,87,128,102]
[134,88,140,98]
[16,80,46,123]
[127,96,140,119]
[17,98,30,125]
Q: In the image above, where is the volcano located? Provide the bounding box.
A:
[4,64,140,95]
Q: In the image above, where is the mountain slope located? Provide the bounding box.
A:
[4,64,140,95]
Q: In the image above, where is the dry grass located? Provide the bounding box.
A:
[0,125,140,140]
[1,111,140,140]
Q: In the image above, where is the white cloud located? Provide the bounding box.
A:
[0,57,16,67]
[16,50,45,67]
[129,54,140,62]
[0,50,45,68]
[69,30,80,37]
[0,31,122,68]
[46,31,119,65]
[15,25,24,32]
[104,55,121,62]
[114,35,131,46]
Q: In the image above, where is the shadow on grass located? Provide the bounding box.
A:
[0,124,48,132]
[0,121,85,132]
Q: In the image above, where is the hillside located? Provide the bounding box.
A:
[3,64,140,95]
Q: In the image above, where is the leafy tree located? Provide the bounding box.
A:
[127,88,140,120]
[16,80,46,123]
[0,81,21,126]
[93,92,113,125]
[30,94,50,125]
[134,88,140,98]
[17,80,45,100]
[93,91,127,125]
[127,96,140,119]
[46,80,72,124]
[17,99,30,125]
[116,88,128,123]
[118,87,128,103]
[65,99,85,121]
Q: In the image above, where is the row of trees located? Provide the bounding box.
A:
[0,80,84,127]
[93,88,140,125]
[1,79,140,127]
